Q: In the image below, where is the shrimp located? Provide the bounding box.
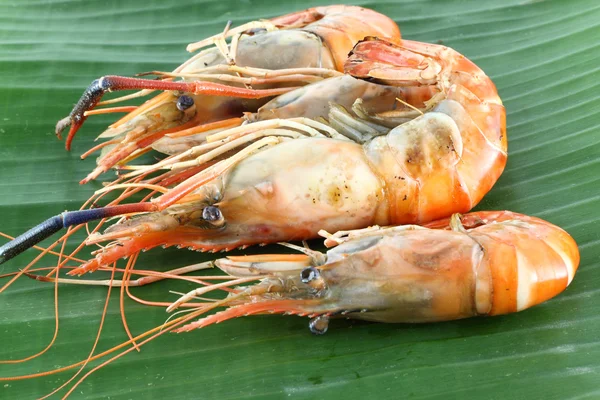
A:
[0,211,579,397]
[55,5,400,183]
[164,211,580,332]
[0,38,507,274]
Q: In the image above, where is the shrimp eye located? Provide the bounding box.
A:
[202,206,225,227]
[301,266,319,283]
[301,266,327,291]
[176,95,195,111]
[308,315,329,335]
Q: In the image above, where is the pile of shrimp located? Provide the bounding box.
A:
[0,5,579,398]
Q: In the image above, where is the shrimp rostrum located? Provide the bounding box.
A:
[0,38,507,273]
[165,211,580,333]
[55,5,400,183]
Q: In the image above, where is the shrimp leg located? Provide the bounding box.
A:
[55,76,297,150]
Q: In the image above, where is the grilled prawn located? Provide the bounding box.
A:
[164,211,580,332]
[0,211,579,398]
[0,38,507,273]
[56,5,400,183]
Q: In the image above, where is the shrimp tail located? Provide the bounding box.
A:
[345,36,441,86]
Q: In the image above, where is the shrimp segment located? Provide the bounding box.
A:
[0,38,506,272]
[55,6,400,183]
[170,211,579,332]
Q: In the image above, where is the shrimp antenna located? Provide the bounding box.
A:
[0,203,153,265]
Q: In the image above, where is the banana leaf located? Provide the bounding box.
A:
[1,0,598,398]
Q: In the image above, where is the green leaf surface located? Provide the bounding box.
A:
[1,0,599,398]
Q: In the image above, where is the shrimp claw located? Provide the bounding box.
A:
[0,203,153,265]
[56,76,295,150]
